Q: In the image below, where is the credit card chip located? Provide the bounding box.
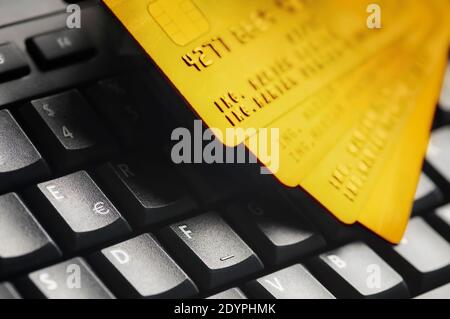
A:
[147,0,209,46]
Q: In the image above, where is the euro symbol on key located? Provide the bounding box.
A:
[93,201,110,215]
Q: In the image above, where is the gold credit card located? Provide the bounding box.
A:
[252,0,450,243]
[104,0,450,242]
[104,0,422,146]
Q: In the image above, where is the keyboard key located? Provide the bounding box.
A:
[428,204,450,241]
[207,288,247,299]
[427,126,450,184]
[27,171,131,252]
[84,74,161,149]
[160,212,263,290]
[174,163,246,207]
[27,29,95,69]
[0,43,30,82]
[0,193,60,276]
[245,264,334,299]
[439,62,450,112]
[226,199,326,266]
[89,234,198,299]
[415,283,450,299]
[18,258,114,299]
[308,242,408,298]
[413,173,443,214]
[284,187,362,243]
[382,217,450,294]
[22,90,113,171]
[97,158,197,227]
[0,109,50,193]
[0,283,21,299]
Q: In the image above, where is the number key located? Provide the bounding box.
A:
[21,90,113,171]
[0,43,30,82]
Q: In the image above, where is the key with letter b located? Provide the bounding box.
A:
[308,242,408,298]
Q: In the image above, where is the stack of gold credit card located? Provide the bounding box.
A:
[103,0,450,243]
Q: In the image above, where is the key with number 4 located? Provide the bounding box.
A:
[21,90,113,171]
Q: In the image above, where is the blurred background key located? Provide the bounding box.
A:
[226,199,326,266]
[96,157,197,227]
[413,172,443,215]
[0,282,21,299]
[245,264,334,299]
[308,242,408,299]
[380,217,450,295]
[0,193,60,277]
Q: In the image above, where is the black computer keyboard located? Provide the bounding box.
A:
[1,1,450,299]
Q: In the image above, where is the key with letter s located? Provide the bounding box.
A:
[18,258,114,299]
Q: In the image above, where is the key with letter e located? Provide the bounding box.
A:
[26,171,130,251]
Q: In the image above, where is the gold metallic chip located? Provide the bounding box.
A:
[147,0,209,46]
